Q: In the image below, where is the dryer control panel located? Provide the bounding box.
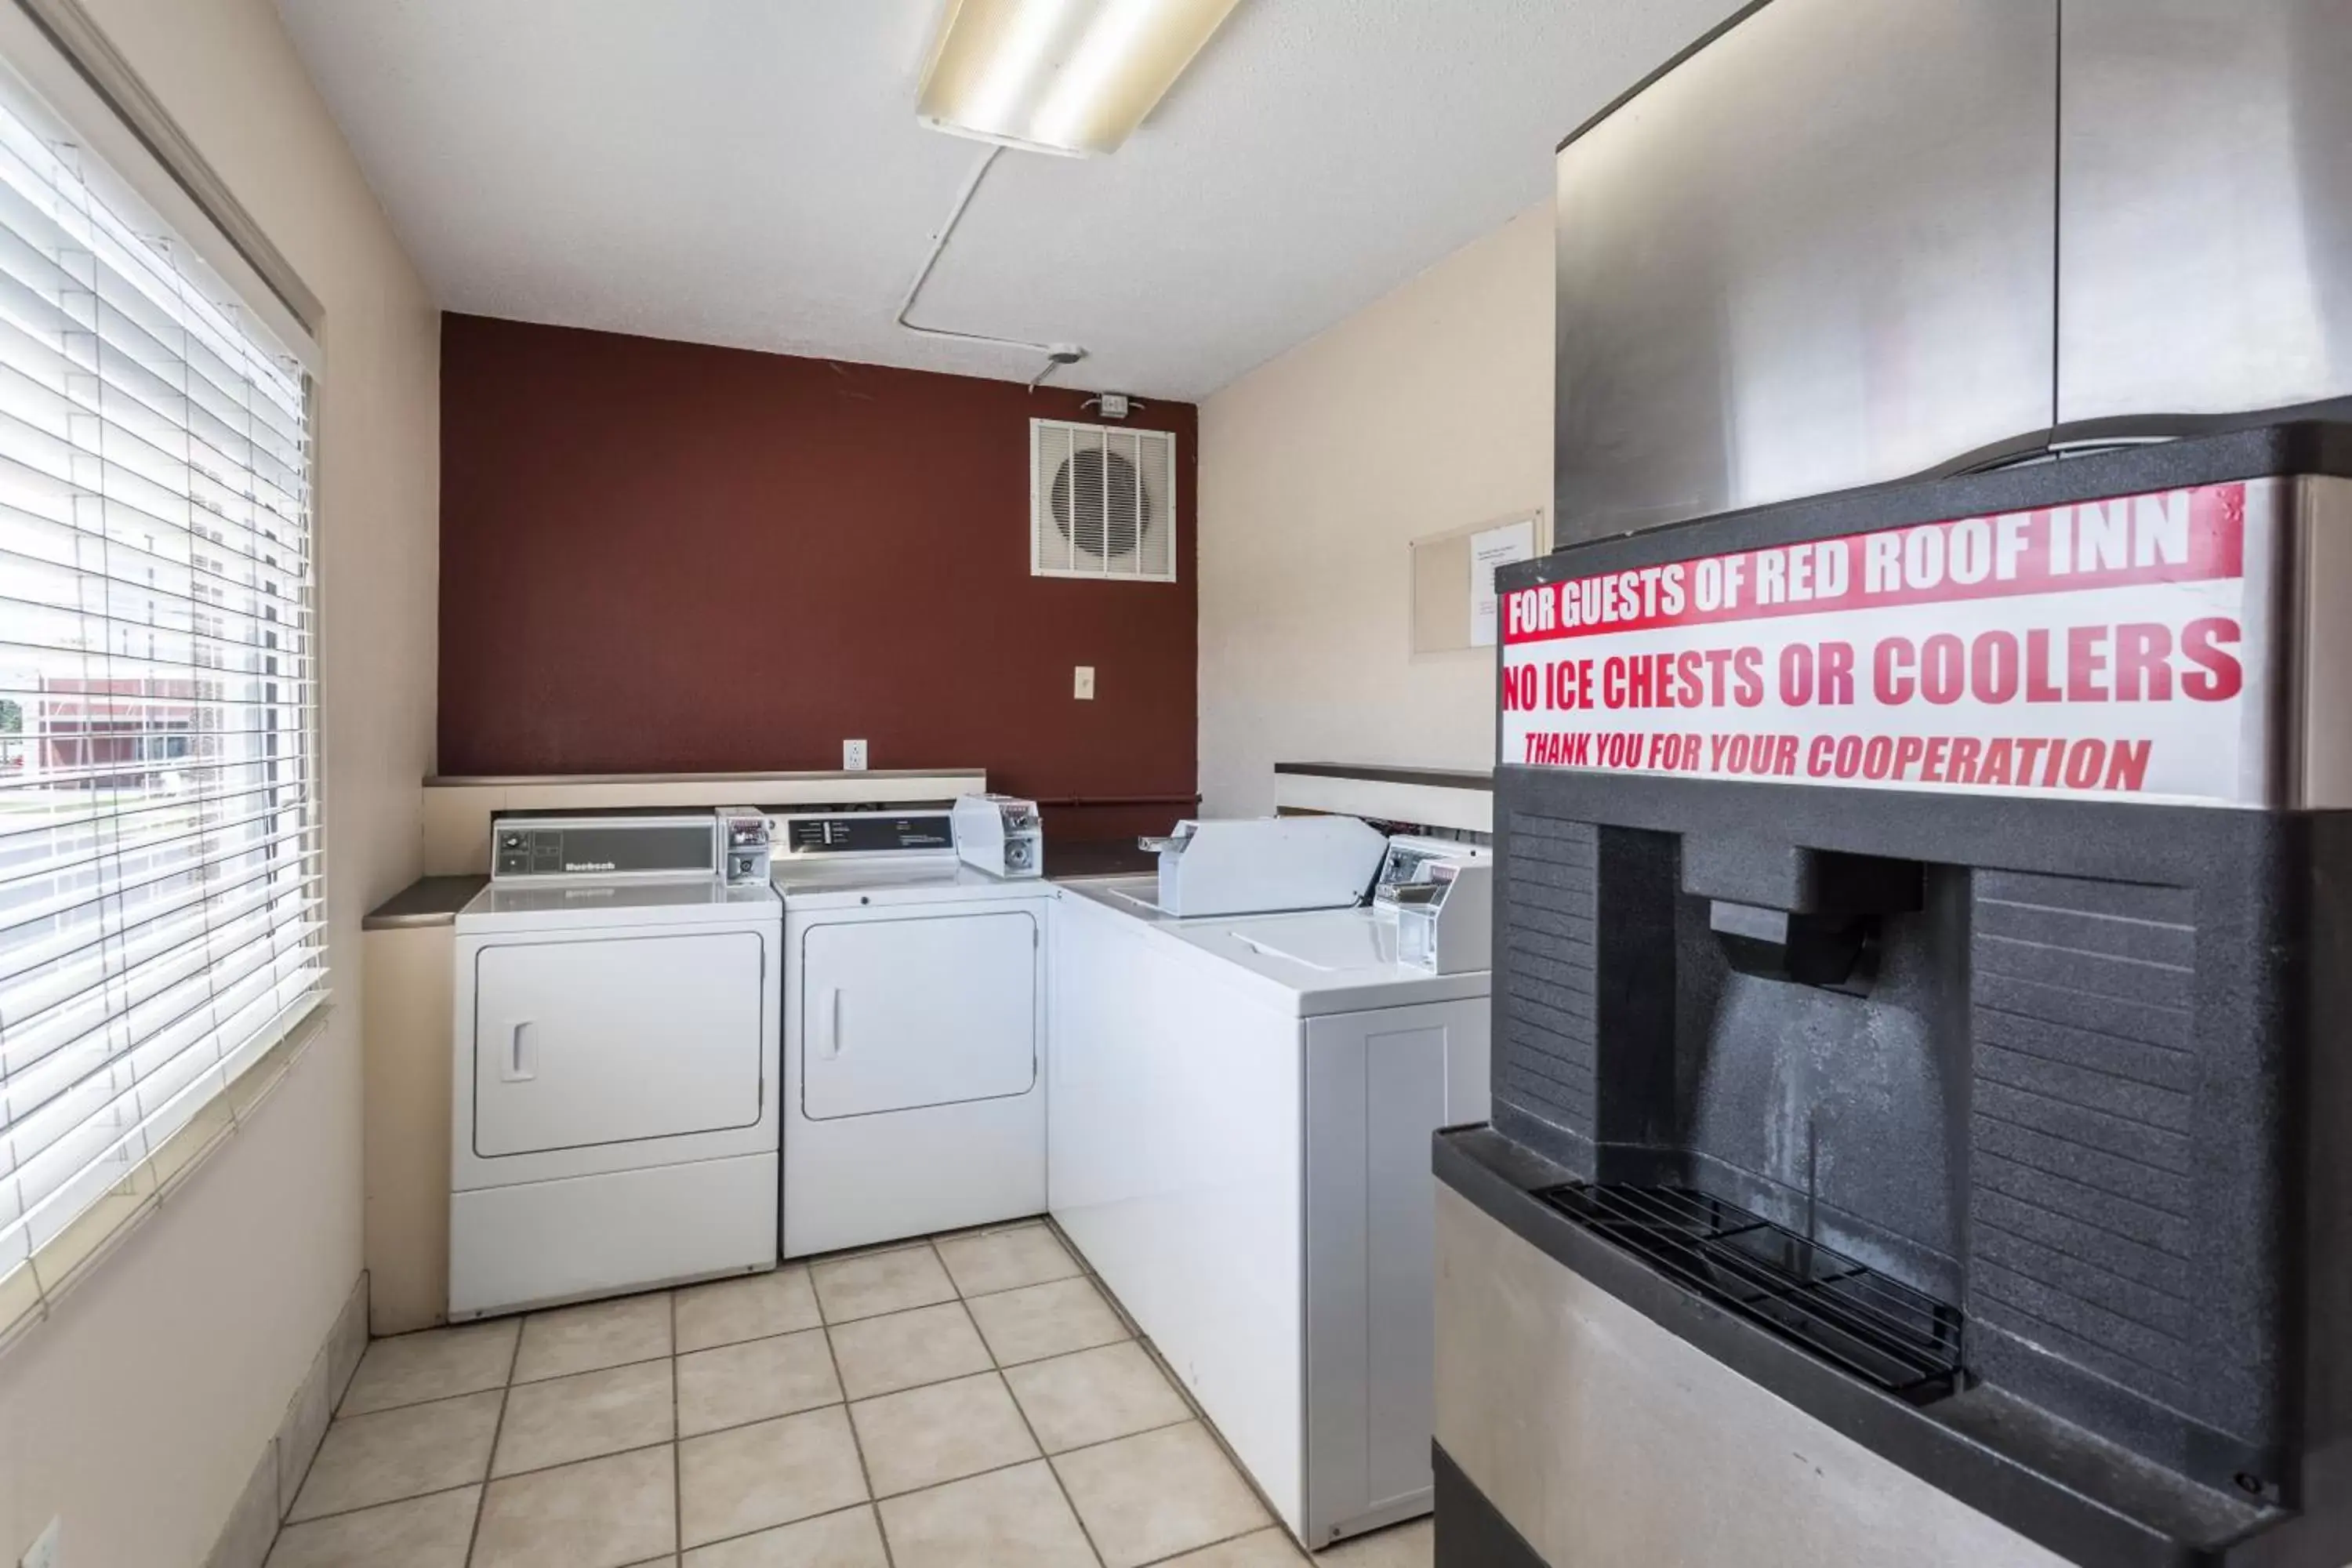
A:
[768,804,956,858]
[491,812,720,881]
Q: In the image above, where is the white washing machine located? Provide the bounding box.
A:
[1049,829,1492,1548]
[451,811,781,1319]
[770,804,1051,1258]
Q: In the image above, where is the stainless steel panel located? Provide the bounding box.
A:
[1555,0,2057,541]
[1433,1185,2068,1567]
[2059,1,2352,428]
[2292,477,2352,809]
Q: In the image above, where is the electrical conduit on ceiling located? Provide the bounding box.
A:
[895,143,1086,389]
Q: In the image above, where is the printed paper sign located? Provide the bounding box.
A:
[1499,483,2265,803]
[1469,517,1539,648]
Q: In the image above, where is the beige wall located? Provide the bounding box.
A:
[0,0,439,1563]
[1197,201,1554,815]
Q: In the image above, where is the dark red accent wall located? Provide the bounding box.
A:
[437,314,1198,840]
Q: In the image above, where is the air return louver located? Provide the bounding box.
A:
[1030,419,1178,583]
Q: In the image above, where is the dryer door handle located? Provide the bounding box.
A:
[819,987,843,1060]
[502,1019,538,1083]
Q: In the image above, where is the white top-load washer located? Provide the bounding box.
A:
[450,811,781,1320]
[769,802,1054,1258]
[1050,824,1493,1549]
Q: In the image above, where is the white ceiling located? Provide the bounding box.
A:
[274,0,1740,401]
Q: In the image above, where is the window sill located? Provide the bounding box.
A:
[0,999,336,1361]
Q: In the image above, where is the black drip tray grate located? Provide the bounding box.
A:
[1537,1182,1965,1403]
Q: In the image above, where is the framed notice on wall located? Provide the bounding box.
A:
[1412,510,1547,657]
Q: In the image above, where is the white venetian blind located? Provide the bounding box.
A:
[0,67,321,1283]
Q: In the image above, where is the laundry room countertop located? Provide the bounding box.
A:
[364,873,490,929]
[1047,840,1159,878]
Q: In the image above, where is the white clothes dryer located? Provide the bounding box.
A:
[768,804,1053,1258]
[450,813,780,1319]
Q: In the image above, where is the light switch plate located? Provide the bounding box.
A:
[20,1518,58,1568]
[1073,666,1095,700]
[843,739,868,771]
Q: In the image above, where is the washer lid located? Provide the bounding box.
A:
[458,877,779,933]
[1217,912,1402,971]
[1060,880,1489,1014]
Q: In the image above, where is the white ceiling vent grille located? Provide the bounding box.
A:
[1031,419,1178,583]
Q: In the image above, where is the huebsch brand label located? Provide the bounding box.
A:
[1501,483,2259,803]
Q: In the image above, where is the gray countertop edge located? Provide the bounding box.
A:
[364,874,489,930]
[1274,761,1494,791]
[426,768,985,787]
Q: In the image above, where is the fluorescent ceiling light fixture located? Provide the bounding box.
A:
[919,0,1243,157]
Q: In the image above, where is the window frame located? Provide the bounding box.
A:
[0,2,328,1357]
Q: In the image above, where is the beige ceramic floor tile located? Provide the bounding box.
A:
[339,1319,517,1415]
[677,1327,842,1436]
[1322,1518,1434,1566]
[876,1460,1099,1568]
[263,1486,480,1568]
[965,1276,1128,1366]
[826,1301,991,1399]
[513,1292,673,1382]
[848,1371,1039,1497]
[493,1358,675,1476]
[935,1225,1081,1298]
[809,1245,956,1323]
[473,1444,677,1568]
[677,1267,821,1352]
[287,1391,502,1521]
[678,1405,869,1548]
[1004,1340,1190,1453]
[681,1504,890,1567]
[1159,1526,1313,1566]
[1053,1420,1272,1568]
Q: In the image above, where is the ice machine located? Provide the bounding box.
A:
[1436,424,2352,1568]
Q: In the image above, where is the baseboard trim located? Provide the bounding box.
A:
[1435,1442,1550,1568]
[204,1270,368,1568]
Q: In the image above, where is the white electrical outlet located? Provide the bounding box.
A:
[843,739,868,771]
[20,1517,58,1568]
[1073,666,1095,700]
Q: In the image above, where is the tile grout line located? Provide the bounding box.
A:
[670,1290,683,1565]
[309,1319,1103,1529]
[1120,1324,1298,1553]
[844,1406,1240,1562]
[962,1219,1141,1568]
[841,1227,1143,1565]
[1132,1521,1298,1568]
[1045,1215,1311,1563]
[271,1404,1215,1544]
[666,1503,882,1563]
[996,1348,1112,1568]
[335,1356,658,1418]
[276,1480,484,1537]
[459,1327,521,1568]
[353,1222,1046,1371]
[327,1225,1301,1565]
[815,1283,893,1568]
[964,1254,1101,1567]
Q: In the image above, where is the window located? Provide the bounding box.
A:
[0,60,321,1300]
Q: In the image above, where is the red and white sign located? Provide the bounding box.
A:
[1500,482,2268,803]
